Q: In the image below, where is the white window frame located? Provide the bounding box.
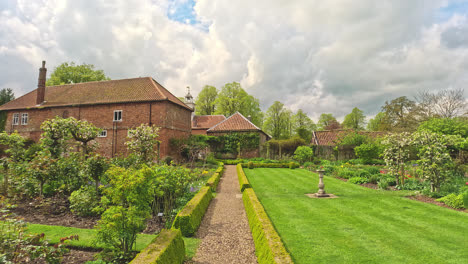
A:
[12,113,19,125]
[21,113,28,125]
[113,110,122,122]
[98,130,107,138]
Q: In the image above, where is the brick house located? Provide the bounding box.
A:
[205,112,270,158]
[0,62,193,158]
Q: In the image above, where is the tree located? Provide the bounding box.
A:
[263,101,288,139]
[342,107,366,130]
[195,85,218,115]
[382,96,419,132]
[0,88,15,131]
[67,118,101,157]
[412,131,455,192]
[418,117,468,138]
[317,113,339,130]
[415,88,466,119]
[367,112,389,131]
[293,146,314,164]
[382,133,412,186]
[125,124,160,164]
[293,109,316,141]
[214,82,263,126]
[46,62,110,86]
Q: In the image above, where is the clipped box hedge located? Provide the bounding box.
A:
[242,188,294,264]
[206,162,224,192]
[130,229,185,264]
[237,163,251,192]
[241,163,291,168]
[172,186,213,236]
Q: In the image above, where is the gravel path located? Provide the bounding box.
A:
[187,165,258,264]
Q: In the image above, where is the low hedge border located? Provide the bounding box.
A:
[130,229,185,264]
[206,162,224,192]
[242,188,294,264]
[172,186,213,236]
[240,163,293,168]
[237,163,251,192]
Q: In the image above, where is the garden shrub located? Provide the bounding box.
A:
[293,146,314,164]
[248,161,254,169]
[242,188,294,264]
[289,162,299,169]
[463,191,468,209]
[365,166,381,175]
[357,170,371,178]
[377,179,388,190]
[237,164,251,192]
[368,174,380,184]
[337,168,355,179]
[205,172,220,192]
[399,178,425,191]
[348,177,368,185]
[172,186,213,237]
[130,229,185,264]
[69,185,101,217]
[436,193,465,209]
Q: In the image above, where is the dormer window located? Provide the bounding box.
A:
[21,113,28,125]
[12,113,19,125]
[113,110,122,122]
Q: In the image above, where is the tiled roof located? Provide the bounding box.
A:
[192,115,226,129]
[311,130,387,146]
[207,112,262,132]
[0,77,191,111]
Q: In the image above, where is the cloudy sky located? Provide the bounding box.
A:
[1,0,468,121]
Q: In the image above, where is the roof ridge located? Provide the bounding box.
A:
[45,76,150,88]
[235,111,262,130]
[149,78,167,100]
[207,112,260,131]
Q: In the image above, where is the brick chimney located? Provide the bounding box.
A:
[36,61,46,105]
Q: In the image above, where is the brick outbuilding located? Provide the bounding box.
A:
[0,62,193,158]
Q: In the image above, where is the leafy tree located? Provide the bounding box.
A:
[355,143,381,164]
[367,112,389,131]
[342,107,366,130]
[214,82,263,126]
[125,124,160,164]
[195,85,218,115]
[67,118,101,157]
[96,166,152,256]
[85,154,109,193]
[293,109,316,141]
[382,96,419,132]
[46,62,110,86]
[412,131,455,192]
[317,113,339,130]
[263,101,288,139]
[418,117,468,138]
[28,150,55,197]
[40,117,72,158]
[0,131,26,194]
[0,88,15,131]
[293,146,314,164]
[382,133,412,186]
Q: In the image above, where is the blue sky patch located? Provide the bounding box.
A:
[167,0,198,25]
[436,1,468,21]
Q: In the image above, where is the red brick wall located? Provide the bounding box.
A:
[4,101,191,158]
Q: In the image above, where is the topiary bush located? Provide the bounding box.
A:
[69,185,101,217]
[348,177,369,185]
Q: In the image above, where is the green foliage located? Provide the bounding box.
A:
[237,164,251,192]
[0,88,15,131]
[195,85,218,115]
[463,191,468,209]
[317,113,338,131]
[348,177,368,184]
[130,229,185,264]
[418,117,468,138]
[365,166,381,175]
[265,136,306,159]
[242,188,294,264]
[206,164,222,192]
[293,109,316,141]
[399,178,426,191]
[126,124,160,164]
[263,101,290,139]
[69,185,101,216]
[84,154,109,193]
[382,96,419,132]
[377,179,389,190]
[172,186,213,236]
[436,193,465,209]
[337,132,369,147]
[248,161,254,169]
[96,166,153,254]
[215,82,263,126]
[46,62,110,86]
[367,112,388,131]
[382,132,412,186]
[412,131,455,192]
[0,207,74,264]
[293,146,314,164]
[368,174,379,184]
[343,107,366,130]
[355,143,381,164]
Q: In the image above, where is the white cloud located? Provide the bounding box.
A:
[1,0,467,122]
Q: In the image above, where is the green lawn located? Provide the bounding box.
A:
[244,168,468,264]
[25,224,200,258]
